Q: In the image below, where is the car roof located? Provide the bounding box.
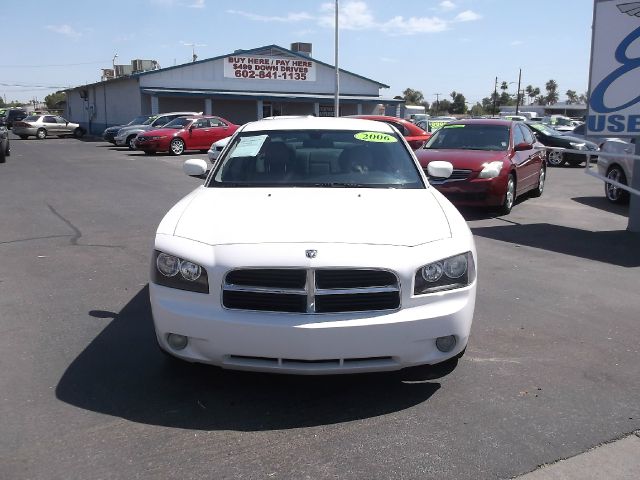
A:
[347,115,409,122]
[242,116,396,133]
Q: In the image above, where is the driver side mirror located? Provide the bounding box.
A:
[183,158,208,177]
[514,142,533,151]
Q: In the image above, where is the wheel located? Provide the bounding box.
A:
[604,165,630,204]
[530,165,546,198]
[170,138,185,156]
[73,128,85,138]
[499,174,516,215]
[127,135,137,150]
[19,135,28,140]
[36,128,47,140]
[0,148,5,164]
[547,150,565,167]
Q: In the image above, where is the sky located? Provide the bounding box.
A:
[1,0,594,106]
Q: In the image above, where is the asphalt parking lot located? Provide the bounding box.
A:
[1,134,639,480]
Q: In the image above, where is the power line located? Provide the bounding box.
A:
[0,60,108,68]
[0,82,70,89]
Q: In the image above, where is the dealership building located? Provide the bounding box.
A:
[64,43,402,134]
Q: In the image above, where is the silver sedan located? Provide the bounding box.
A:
[13,115,86,140]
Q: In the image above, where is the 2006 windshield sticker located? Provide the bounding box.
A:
[354,132,397,143]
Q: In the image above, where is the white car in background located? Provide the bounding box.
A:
[207,136,230,162]
[598,138,637,204]
[150,117,477,375]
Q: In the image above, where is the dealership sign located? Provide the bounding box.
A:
[587,1,640,136]
[224,55,316,82]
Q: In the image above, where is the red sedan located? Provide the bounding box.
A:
[348,115,431,150]
[415,119,546,214]
[135,116,238,155]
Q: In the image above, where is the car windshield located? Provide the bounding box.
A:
[163,117,192,129]
[424,124,510,151]
[142,116,158,126]
[209,129,424,189]
[128,116,149,126]
[529,123,562,137]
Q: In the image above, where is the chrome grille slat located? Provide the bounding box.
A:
[223,268,400,313]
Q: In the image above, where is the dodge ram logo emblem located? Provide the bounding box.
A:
[305,250,317,259]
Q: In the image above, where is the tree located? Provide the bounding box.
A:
[402,88,425,105]
[545,79,559,105]
[499,91,513,106]
[449,91,467,114]
[526,86,540,105]
[578,92,588,104]
[565,90,578,104]
[500,81,509,92]
[470,103,485,116]
[535,95,546,106]
[45,91,66,110]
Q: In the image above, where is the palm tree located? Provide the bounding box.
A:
[545,79,559,105]
[500,81,509,92]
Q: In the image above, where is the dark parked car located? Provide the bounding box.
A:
[416,119,546,215]
[526,122,598,167]
[0,117,10,163]
[102,115,153,144]
[0,108,28,128]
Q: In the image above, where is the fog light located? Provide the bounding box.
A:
[167,333,188,350]
[436,335,456,353]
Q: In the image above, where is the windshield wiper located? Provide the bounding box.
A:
[312,182,368,188]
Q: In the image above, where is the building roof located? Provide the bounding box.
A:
[135,44,390,88]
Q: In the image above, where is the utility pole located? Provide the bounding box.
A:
[182,42,206,62]
[492,76,498,116]
[515,68,522,115]
[434,93,441,116]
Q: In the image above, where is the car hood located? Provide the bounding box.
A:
[118,125,150,135]
[169,188,451,247]
[417,149,507,171]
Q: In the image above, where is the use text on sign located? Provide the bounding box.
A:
[587,1,640,136]
[223,56,316,82]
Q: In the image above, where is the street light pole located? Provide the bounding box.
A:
[112,53,118,78]
[434,93,441,116]
[334,0,340,117]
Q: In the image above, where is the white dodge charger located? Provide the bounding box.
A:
[150,117,477,375]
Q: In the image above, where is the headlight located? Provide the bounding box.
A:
[569,142,586,150]
[151,250,209,293]
[478,161,503,179]
[414,252,475,295]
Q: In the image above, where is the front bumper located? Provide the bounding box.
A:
[150,238,477,375]
[432,174,506,207]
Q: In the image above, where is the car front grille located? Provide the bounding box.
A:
[428,168,473,184]
[223,268,400,313]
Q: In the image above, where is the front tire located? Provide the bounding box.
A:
[170,138,185,156]
[36,129,47,140]
[605,165,630,204]
[547,150,565,167]
[530,164,546,198]
[499,174,516,215]
[73,128,85,138]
